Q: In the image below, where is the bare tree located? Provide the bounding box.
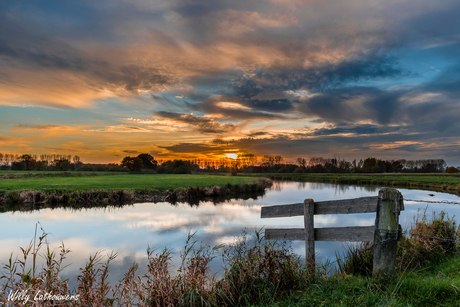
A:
[297,157,307,168]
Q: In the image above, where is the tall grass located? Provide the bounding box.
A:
[337,209,460,277]
[0,227,308,306]
[216,231,308,306]
[2,208,457,306]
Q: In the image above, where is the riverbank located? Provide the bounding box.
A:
[247,173,460,195]
[0,175,272,210]
[1,210,458,306]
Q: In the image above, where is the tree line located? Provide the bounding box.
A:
[0,152,457,174]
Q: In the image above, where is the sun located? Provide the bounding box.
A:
[225,153,238,159]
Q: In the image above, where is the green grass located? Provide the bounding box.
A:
[247,173,460,194]
[256,255,460,307]
[0,174,255,192]
[0,170,122,174]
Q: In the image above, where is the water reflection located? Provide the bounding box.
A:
[0,182,459,289]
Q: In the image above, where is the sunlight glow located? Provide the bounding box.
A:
[225,153,238,159]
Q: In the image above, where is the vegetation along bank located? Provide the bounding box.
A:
[0,174,273,209]
[251,173,460,195]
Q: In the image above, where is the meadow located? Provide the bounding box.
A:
[0,174,255,192]
[254,173,460,194]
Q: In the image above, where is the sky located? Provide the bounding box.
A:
[1,0,460,165]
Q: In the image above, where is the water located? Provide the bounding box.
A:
[1,181,459,288]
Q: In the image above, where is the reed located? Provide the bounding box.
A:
[0,226,306,307]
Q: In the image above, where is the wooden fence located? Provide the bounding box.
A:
[261,187,404,277]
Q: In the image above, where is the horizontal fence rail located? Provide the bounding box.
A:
[261,196,379,218]
[265,226,375,242]
[260,188,404,278]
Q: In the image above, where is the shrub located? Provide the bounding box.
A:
[172,165,191,174]
[294,167,305,173]
[446,166,459,173]
[277,167,290,173]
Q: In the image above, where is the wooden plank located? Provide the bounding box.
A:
[265,226,375,242]
[261,196,378,218]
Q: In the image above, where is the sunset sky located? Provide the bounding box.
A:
[1,0,459,164]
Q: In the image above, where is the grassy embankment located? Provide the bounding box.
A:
[256,255,460,306]
[249,173,460,195]
[0,174,272,209]
[1,210,459,306]
[0,173,254,191]
[0,170,126,179]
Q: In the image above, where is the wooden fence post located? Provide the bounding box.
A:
[373,188,404,278]
[304,198,315,274]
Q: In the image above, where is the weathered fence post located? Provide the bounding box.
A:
[262,188,404,280]
[373,188,404,278]
[304,198,315,274]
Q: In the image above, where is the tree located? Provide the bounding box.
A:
[55,158,71,171]
[121,156,143,171]
[137,153,157,169]
[19,154,38,170]
[72,155,81,164]
[297,157,307,168]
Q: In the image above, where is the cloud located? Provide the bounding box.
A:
[1,0,460,164]
[154,111,243,134]
[13,124,68,130]
[87,125,151,133]
[214,10,298,35]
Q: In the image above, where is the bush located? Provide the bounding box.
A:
[277,167,290,173]
[173,165,191,174]
[447,166,459,173]
[294,167,305,173]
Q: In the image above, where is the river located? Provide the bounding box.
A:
[1,181,459,289]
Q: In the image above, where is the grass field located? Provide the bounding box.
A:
[257,255,460,306]
[249,173,460,194]
[255,255,460,306]
[0,170,123,174]
[0,174,255,192]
